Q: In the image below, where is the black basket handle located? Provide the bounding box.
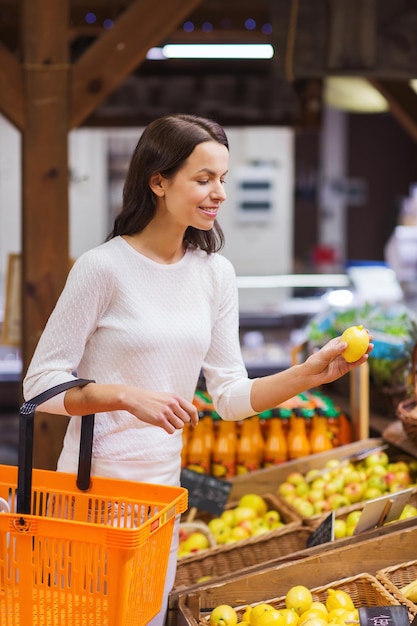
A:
[17,378,95,514]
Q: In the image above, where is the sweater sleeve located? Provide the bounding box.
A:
[201,255,256,421]
[23,249,114,413]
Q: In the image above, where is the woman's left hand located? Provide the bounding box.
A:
[305,332,373,386]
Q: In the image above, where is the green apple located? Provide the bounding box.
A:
[238,493,268,516]
[232,506,257,526]
[363,486,383,500]
[345,510,363,527]
[184,531,210,552]
[343,482,365,503]
[292,498,315,517]
[263,510,281,526]
[333,518,347,539]
[220,509,235,527]
[365,451,389,468]
[366,475,386,492]
[295,481,310,497]
[286,471,306,486]
[278,482,296,498]
[230,525,251,541]
[399,504,417,520]
[208,517,227,534]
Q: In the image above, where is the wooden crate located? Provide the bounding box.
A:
[174,522,309,590]
[193,573,407,626]
[228,438,388,501]
[174,520,417,626]
[377,560,417,615]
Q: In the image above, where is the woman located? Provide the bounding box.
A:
[23,113,372,625]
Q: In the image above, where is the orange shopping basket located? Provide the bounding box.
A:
[0,379,188,626]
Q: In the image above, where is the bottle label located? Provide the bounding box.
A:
[263,458,286,467]
[211,459,235,478]
[236,460,259,474]
[186,461,209,474]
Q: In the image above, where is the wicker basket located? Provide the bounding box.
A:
[397,343,417,445]
[174,523,309,590]
[178,521,217,559]
[197,572,410,625]
[376,560,417,615]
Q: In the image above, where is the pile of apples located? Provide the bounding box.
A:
[178,494,285,557]
[207,494,285,546]
[277,450,417,518]
[209,583,359,626]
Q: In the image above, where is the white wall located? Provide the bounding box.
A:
[222,127,294,312]
[0,116,21,311]
[0,118,294,317]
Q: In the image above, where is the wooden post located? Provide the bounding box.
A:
[349,361,370,440]
[21,0,71,469]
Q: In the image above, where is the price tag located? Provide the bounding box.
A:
[359,606,410,626]
[353,488,413,535]
[306,512,334,548]
[180,468,232,516]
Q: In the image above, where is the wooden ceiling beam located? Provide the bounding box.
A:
[0,42,25,130]
[71,0,203,128]
[369,79,417,143]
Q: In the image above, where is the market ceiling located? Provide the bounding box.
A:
[1,0,417,133]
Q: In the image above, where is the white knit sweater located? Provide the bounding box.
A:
[23,236,255,468]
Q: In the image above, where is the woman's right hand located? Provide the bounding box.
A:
[125,389,199,434]
[64,383,199,435]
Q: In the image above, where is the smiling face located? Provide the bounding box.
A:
[150,140,229,231]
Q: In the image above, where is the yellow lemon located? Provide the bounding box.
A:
[301,618,329,626]
[299,609,329,626]
[210,604,238,626]
[309,602,328,616]
[326,589,355,613]
[279,608,299,626]
[334,610,358,626]
[241,607,253,623]
[285,586,313,616]
[327,609,349,622]
[340,325,369,363]
[254,611,285,626]
[250,604,277,626]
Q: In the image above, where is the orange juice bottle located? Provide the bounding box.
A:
[211,419,237,479]
[322,406,340,447]
[287,408,311,459]
[263,409,288,466]
[236,417,261,474]
[310,412,333,454]
[251,415,265,467]
[338,410,353,445]
[277,407,292,437]
[186,418,210,474]
[181,422,191,468]
[201,411,214,463]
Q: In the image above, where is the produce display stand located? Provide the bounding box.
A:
[228,438,396,501]
[167,434,417,626]
[377,559,417,615]
[175,519,417,626]
[191,572,410,625]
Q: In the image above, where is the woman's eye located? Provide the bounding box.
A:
[197,180,209,185]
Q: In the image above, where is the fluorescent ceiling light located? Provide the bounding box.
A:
[147,44,274,60]
[324,77,389,113]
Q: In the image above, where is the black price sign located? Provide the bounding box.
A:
[180,468,232,516]
[306,512,334,548]
[359,606,410,626]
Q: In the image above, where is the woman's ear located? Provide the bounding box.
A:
[149,173,165,197]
